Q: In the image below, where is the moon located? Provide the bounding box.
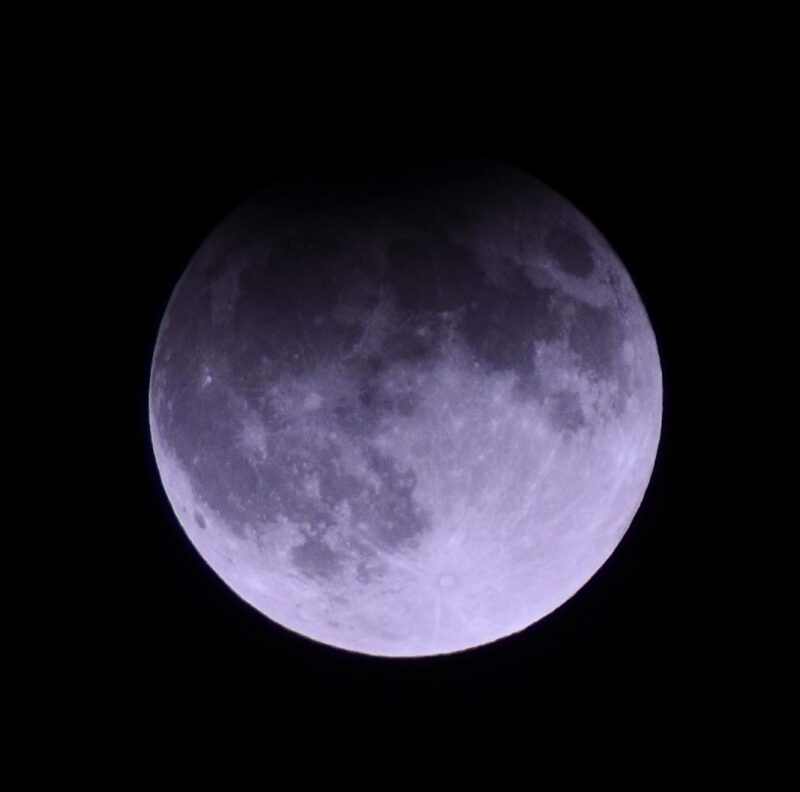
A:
[149,156,662,657]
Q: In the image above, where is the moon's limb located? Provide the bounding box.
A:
[149,158,662,657]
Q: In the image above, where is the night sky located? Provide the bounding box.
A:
[45,11,788,781]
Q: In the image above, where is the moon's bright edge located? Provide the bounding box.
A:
[149,158,662,657]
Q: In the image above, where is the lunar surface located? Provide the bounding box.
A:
[149,156,662,656]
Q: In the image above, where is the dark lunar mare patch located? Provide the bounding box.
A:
[231,231,368,373]
[568,302,624,378]
[291,536,342,579]
[155,378,264,532]
[379,326,441,365]
[287,447,429,581]
[359,378,419,417]
[356,449,427,548]
[332,355,424,437]
[545,224,595,278]
[385,235,485,310]
[546,391,586,431]
[460,276,559,388]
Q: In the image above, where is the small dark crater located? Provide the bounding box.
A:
[545,225,595,278]
[194,511,207,530]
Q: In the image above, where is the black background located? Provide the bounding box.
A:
[35,9,789,781]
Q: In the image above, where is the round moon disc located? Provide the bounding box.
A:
[149,157,662,657]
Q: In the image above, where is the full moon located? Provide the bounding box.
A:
[149,157,662,657]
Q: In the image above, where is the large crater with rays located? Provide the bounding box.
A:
[149,156,662,657]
